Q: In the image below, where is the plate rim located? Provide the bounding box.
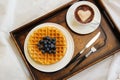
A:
[24,22,74,72]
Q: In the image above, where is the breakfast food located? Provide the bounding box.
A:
[37,36,56,54]
[27,26,67,65]
[74,5,94,24]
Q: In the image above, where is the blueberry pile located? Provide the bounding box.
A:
[37,36,56,54]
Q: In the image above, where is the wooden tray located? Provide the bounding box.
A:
[10,0,120,80]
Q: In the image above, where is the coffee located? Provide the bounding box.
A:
[74,5,94,24]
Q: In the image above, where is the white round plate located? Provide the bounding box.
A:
[24,22,74,72]
[66,1,101,34]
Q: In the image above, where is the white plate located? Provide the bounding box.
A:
[24,22,74,72]
[66,1,101,34]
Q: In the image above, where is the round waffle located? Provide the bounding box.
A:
[27,26,67,65]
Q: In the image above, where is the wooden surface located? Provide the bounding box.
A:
[10,0,120,80]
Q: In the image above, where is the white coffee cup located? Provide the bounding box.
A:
[66,1,101,34]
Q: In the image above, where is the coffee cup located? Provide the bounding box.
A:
[66,1,101,34]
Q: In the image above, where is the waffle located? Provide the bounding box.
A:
[27,26,67,65]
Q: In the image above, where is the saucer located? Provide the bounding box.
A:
[24,23,74,72]
[66,1,101,34]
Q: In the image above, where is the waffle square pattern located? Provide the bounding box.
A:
[28,26,67,65]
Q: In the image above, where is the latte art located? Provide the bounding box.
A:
[75,5,94,24]
[77,10,92,22]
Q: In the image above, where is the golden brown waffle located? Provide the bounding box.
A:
[27,26,67,65]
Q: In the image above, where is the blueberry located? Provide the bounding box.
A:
[43,40,47,44]
[43,36,50,40]
[48,50,52,53]
[47,44,51,48]
[44,44,48,48]
[46,48,50,52]
[47,41,51,44]
[46,36,51,40]
[52,38,56,41]
[52,45,56,50]
[50,44,54,48]
[39,45,43,50]
[51,50,56,54]
[51,38,56,44]
[41,50,45,53]
[39,40,44,44]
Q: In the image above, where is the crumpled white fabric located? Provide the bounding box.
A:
[102,0,120,31]
[0,0,31,80]
[107,52,120,80]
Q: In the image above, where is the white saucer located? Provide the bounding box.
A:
[66,1,101,34]
[24,23,74,72]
